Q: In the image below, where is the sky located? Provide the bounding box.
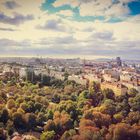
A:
[0,0,140,60]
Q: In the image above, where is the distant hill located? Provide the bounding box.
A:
[94,58,111,62]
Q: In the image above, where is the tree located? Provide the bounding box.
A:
[34,102,42,112]
[106,123,140,140]
[13,112,25,129]
[44,120,56,132]
[52,94,60,103]
[40,131,55,140]
[129,94,140,111]
[83,111,111,128]
[128,88,138,97]
[53,112,73,133]
[46,110,53,120]
[17,107,25,114]
[125,111,140,125]
[57,100,77,114]
[0,108,9,124]
[7,99,15,109]
[64,84,74,95]
[113,113,124,123]
[100,99,116,116]
[88,81,99,94]
[36,112,47,126]
[102,89,115,100]
[0,128,7,140]
[79,125,101,140]
[24,113,36,130]
[20,102,29,112]
[60,129,76,140]
[6,121,14,136]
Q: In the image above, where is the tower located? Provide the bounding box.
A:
[116,57,122,67]
[83,58,86,73]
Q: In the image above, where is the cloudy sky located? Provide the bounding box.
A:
[0,0,140,59]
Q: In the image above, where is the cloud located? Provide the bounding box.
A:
[91,31,114,40]
[3,1,20,9]
[79,0,132,17]
[57,10,74,17]
[0,27,18,31]
[37,36,76,46]
[33,31,138,57]
[52,0,137,17]
[0,0,44,16]
[0,38,31,47]
[37,19,67,32]
[0,0,139,59]
[53,0,79,8]
[0,12,34,25]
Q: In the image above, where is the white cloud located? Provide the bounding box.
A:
[52,0,136,17]
[53,0,79,8]
[79,0,133,17]
[57,10,74,17]
[0,0,45,17]
[0,0,140,59]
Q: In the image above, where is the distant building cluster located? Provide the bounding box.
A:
[0,57,140,96]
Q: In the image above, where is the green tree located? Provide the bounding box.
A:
[7,99,15,109]
[24,113,36,130]
[128,88,138,97]
[0,128,7,140]
[60,129,76,140]
[40,131,55,140]
[13,112,25,129]
[102,89,115,100]
[44,120,56,132]
[129,94,140,111]
[0,108,9,124]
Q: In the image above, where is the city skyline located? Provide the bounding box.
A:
[0,0,140,60]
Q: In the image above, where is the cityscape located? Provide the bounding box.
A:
[0,56,140,95]
[0,56,140,139]
[0,0,140,140]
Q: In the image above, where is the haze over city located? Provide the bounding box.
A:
[0,0,140,59]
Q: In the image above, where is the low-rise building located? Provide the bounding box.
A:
[49,71,65,81]
[19,67,27,78]
[84,74,102,83]
[3,65,12,73]
[68,75,88,86]
[122,81,140,93]
[120,73,132,81]
[103,74,118,82]
[101,82,128,96]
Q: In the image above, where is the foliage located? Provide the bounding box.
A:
[0,78,139,140]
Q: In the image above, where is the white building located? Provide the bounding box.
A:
[120,73,132,81]
[68,75,88,86]
[19,68,27,78]
[102,69,120,82]
[84,74,102,83]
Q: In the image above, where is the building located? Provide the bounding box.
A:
[3,65,12,73]
[116,57,122,67]
[84,74,102,83]
[122,81,140,93]
[102,69,120,82]
[19,67,34,82]
[68,75,88,86]
[19,67,27,78]
[103,74,119,82]
[49,71,65,81]
[101,82,128,96]
[120,73,132,81]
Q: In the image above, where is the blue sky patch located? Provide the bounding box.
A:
[41,0,140,23]
[128,1,140,16]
